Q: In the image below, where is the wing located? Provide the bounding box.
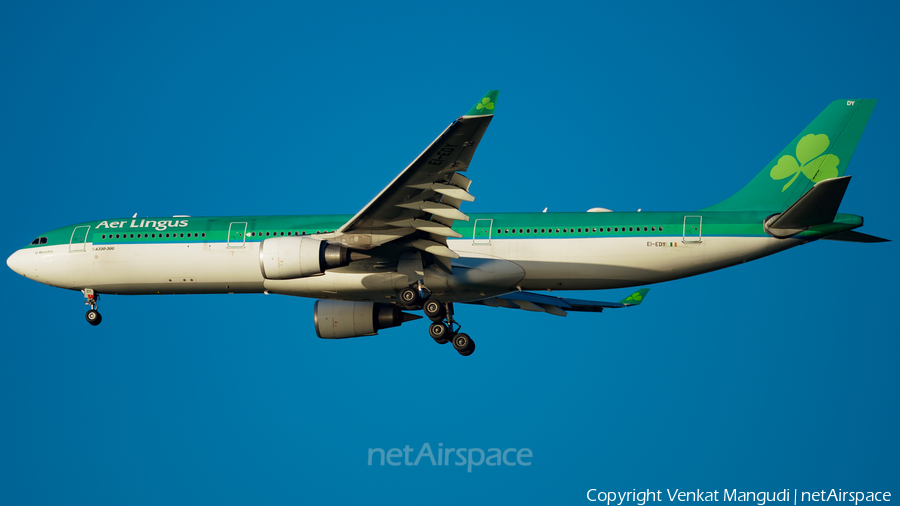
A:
[331,91,499,263]
[463,289,650,317]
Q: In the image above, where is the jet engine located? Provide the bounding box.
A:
[314,300,422,339]
[259,236,351,279]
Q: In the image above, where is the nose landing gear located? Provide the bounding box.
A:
[83,289,102,326]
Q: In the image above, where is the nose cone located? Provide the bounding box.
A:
[7,250,24,276]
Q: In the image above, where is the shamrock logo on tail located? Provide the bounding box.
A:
[770,134,840,192]
[624,291,643,303]
[475,97,495,112]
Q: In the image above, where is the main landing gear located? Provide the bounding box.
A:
[83,289,102,326]
[399,286,422,307]
[425,300,475,357]
[399,284,476,356]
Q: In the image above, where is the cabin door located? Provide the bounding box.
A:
[683,216,702,243]
[69,226,90,252]
[473,219,493,245]
[227,222,247,248]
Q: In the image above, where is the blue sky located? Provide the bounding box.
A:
[1,1,897,504]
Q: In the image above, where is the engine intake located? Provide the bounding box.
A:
[259,236,350,279]
[314,300,422,339]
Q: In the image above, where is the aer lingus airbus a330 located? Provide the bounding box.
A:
[6,91,887,356]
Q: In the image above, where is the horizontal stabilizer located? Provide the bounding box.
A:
[822,230,890,243]
[767,176,850,230]
[463,289,650,317]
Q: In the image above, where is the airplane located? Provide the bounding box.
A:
[6,91,887,356]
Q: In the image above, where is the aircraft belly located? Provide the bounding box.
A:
[73,242,266,295]
[25,234,803,298]
[450,236,801,290]
[264,271,407,301]
[425,256,526,302]
[265,256,526,304]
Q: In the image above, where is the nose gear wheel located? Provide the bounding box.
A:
[83,289,102,326]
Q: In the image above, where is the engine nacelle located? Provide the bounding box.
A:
[314,300,421,339]
[259,236,349,279]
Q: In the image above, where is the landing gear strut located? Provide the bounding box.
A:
[83,289,102,326]
[426,301,475,356]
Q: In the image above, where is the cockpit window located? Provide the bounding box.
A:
[30,237,47,245]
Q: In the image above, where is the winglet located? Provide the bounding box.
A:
[464,90,499,117]
[619,288,649,306]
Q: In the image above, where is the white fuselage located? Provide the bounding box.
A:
[7,234,800,302]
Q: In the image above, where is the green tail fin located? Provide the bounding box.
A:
[705,99,877,212]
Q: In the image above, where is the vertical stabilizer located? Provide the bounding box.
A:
[705,99,876,212]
